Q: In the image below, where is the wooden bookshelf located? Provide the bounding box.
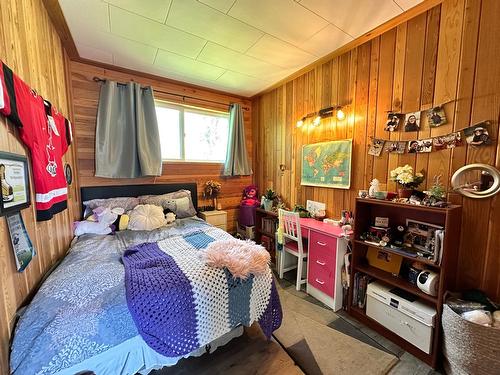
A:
[353,240,441,268]
[348,198,462,369]
[255,208,278,263]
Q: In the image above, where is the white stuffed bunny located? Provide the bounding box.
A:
[369,179,380,197]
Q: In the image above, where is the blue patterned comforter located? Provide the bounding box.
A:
[10,218,281,375]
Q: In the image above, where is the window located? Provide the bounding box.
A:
[155,101,229,162]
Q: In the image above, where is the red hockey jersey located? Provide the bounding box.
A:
[1,61,73,221]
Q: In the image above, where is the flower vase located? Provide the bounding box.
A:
[212,197,218,210]
[263,198,273,211]
[397,188,413,198]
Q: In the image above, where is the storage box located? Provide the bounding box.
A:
[237,223,255,240]
[366,248,403,274]
[366,281,436,354]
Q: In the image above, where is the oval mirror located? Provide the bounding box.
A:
[451,163,500,198]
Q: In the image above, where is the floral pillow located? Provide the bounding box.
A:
[139,190,196,219]
[83,197,140,218]
[128,204,167,231]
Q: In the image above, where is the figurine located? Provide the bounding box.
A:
[368,179,380,198]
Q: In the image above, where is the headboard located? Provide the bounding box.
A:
[80,183,198,217]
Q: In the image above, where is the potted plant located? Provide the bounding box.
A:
[262,188,277,211]
[204,180,221,210]
[390,165,424,198]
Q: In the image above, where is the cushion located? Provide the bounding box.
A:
[139,190,196,218]
[83,196,140,217]
[128,204,167,231]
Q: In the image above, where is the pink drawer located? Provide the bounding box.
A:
[308,259,334,297]
[309,230,337,261]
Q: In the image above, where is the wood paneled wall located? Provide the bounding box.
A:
[69,61,253,233]
[0,0,80,372]
[252,0,500,301]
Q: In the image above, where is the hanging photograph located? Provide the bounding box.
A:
[404,112,421,132]
[385,113,402,132]
[408,139,432,153]
[6,213,36,272]
[433,132,462,150]
[463,122,492,146]
[301,139,352,189]
[427,106,447,127]
[385,141,406,154]
[368,138,385,156]
[0,151,31,216]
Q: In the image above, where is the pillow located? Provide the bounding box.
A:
[83,196,140,217]
[139,190,196,218]
[128,204,167,231]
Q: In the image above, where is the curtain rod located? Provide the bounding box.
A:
[93,77,250,111]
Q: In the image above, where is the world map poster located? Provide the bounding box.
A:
[301,139,352,189]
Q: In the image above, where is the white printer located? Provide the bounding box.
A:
[366,281,437,354]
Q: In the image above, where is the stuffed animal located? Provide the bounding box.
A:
[241,185,260,207]
[369,179,380,197]
[74,207,125,236]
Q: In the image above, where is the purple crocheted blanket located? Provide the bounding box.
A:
[122,232,282,358]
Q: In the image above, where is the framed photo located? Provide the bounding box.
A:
[427,106,447,127]
[404,219,443,254]
[385,113,403,132]
[368,138,385,156]
[433,132,462,150]
[463,121,492,147]
[301,139,352,189]
[408,139,433,153]
[0,151,31,216]
[404,112,421,132]
[385,141,406,154]
[6,212,36,271]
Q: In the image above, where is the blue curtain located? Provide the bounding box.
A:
[95,81,162,178]
[223,103,252,176]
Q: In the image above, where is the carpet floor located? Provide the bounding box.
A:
[273,279,398,375]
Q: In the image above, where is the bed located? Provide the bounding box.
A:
[10,183,282,375]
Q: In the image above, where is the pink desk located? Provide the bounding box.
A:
[298,218,351,311]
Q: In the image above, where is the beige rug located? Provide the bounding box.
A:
[274,282,398,375]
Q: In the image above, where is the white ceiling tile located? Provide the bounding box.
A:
[104,0,172,22]
[228,0,328,45]
[394,0,424,11]
[155,49,226,81]
[246,34,316,68]
[197,42,281,79]
[76,43,113,64]
[299,24,353,57]
[166,0,263,53]
[109,6,206,58]
[216,71,271,96]
[198,0,236,13]
[59,0,110,33]
[300,0,402,38]
[77,30,158,65]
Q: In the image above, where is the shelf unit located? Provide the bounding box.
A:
[348,198,462,368]
[255,208,278,263]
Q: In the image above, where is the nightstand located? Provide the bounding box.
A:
[199,210,227,231]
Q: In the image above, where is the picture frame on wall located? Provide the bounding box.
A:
[301,139,352,189]
[0,151,31,216]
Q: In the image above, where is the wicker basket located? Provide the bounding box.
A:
[442,303,500,374]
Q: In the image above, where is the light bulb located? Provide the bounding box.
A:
[336,108,345,120]
[296,119,304,127]
[313,116,321,126]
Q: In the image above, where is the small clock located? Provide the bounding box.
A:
[64,163,73,185]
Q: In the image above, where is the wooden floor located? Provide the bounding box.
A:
[153,324,303,375]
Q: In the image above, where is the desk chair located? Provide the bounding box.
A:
[278,209,307,291]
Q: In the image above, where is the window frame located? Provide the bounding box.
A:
[155,100,230,163]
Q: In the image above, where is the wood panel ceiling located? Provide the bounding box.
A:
[58,0,423,96]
